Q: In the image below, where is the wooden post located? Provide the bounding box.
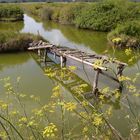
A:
[60,56,63,68]
[43,49,47,62]
[53,52,56,59]
[38,49,41,56]
[63,57,67,67]
[92,69,100,94]
[117,64,124,91]
[117,64,124,77]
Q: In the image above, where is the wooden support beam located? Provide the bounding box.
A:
[117,64,124,77]
[53,52,56,59]
[60,56,67,68]
[38,49,41,56]
[117,64,125,90]
[28,45,53,50]
[43,49,47,62]
[92,69,100,94]
[64,54,107,71]
[60,56,63,68]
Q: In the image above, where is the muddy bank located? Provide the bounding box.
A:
[0,32,43,53]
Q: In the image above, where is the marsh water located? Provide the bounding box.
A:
[0,14,140,137]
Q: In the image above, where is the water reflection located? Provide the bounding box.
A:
[21,14,105,53]
[21,14,140,65]
[0,53,54,103]
[0,53,29,71]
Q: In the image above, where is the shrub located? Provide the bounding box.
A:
[107,21,140,48]
[74,0,140,31]
[39,4,85,24]
[60,4,85,25]
[41,7,53,21]
[51,7,60,21]
[22,1,140,33]
[0,4,23,21]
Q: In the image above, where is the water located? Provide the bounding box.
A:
[0,14,140,138]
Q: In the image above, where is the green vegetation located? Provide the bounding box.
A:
[22,1,140,30]
[0,4,23,21]
[22,0,140,48]
[0,31,42,52]
[108,21,140,48]
[75,0,140,31]
[0,21,24,31]
[0,4,42,53]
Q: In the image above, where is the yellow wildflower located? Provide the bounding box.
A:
[92,114,103,126]
[64,102,77,111]
[10,110,19,116]
[93,60,104,69]
[112,37,121,43]
[125,48,132,56]
[43,123,58,138]
[118,76,131,81]
[83,126,88,133]
[69,66,77,71]
[19,117,27,123]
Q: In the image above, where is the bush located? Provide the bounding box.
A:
[74,0,140,31]
[39,4,85,24]
[41,7,53,21]
[0,4,23,21]
[24,1,140,31]
[107,21,140,48]
[21,3,44,16]
[58,5,81,24]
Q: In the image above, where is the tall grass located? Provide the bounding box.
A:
[0,31,43,52]
[0,4,23,21]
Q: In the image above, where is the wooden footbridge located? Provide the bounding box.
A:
[28,40,127,94]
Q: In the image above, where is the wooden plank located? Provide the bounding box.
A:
[28,41,127,69]
[64,54,107,71]
[28,45,53,50]
[63,50,82,55]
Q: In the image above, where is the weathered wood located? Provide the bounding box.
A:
[93,69,100,94]
[28,44,53,50]
[117,64,125,77]
[43,49,47,62]
[53,52,56,59]
[60,56,63,68]
[64,54,107,71]
[28,41,128,93]
[38,49,41,56]
[28,41,127,71]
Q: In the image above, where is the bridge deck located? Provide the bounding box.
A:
[28,40,127,70]
[28,40,127,93]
